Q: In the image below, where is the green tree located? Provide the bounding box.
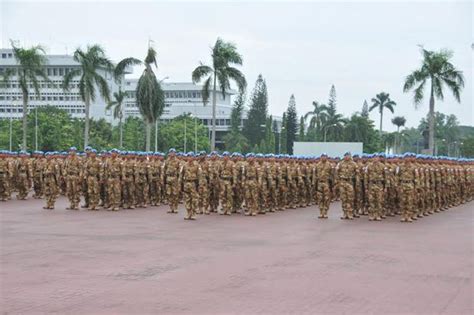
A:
[135,46,165,151]
[285,95,298,155]
[8,40,49,150]
[106,89,126,148]
[63,44,113,149]
[361,100,369,118]
[298,116,305,141]
[192,38,246,151]
[403,47,464,155]
[304,100,328,141]
[259,116,275,153]
[224,92,249,152]
[419,112,460,156]
[460,136,474,158]
[243,74,268,147]
[322,85,345,142]
[343,113,381,153]
[280,113,287,154]
[122,116,145,151]
[369,92,396,136]
[391,116,406,153]
[158,115,210,152]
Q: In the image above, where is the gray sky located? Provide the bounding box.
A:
[1,0,473,130]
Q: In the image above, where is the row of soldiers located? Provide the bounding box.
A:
[0,148,472,222]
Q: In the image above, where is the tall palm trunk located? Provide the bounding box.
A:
[211,74,217,151]
[21,90,28,150]
[119,113,123,149]
[428,85,435,155]
[379,107,383,137]
[84,95,90,149]
[145,121,151,151]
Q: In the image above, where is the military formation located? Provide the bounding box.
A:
[0,147,473,223]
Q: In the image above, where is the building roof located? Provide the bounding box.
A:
[124,79,235,94]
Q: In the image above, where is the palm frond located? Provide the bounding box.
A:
[201,76,212,105]
[192,64,213,83]
[114,57,142,82]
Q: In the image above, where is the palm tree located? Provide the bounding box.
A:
[106,89,126,148]
[369,92,396,136]
[134,46,165,151]
[403,48,464,155]
[192,38,247,150]
[321,103,345,142]
[9,40,49,150]
[304,101,328,139]
[391,116,406,154]
[63,45,114,148]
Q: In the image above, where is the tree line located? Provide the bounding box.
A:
[0,39,466,156]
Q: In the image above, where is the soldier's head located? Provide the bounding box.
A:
[68,147,77,157]
[222,151,230,161]
[320,153,328,162]
[110,148,119,158]
[343,152,351,161]
[90,149,97,158]
[168,148,176,159]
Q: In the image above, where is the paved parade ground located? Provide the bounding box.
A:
[1,196,473,314]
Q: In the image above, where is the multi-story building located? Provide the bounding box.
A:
[123,79,243,147]
[0,48,121,120]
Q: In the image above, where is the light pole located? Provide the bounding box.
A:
[323,124,336,142]
[155,76,169,152]
[279,126,285,154]
[194,102,198,153]
[9,116,12,151]
[35,106,38,151]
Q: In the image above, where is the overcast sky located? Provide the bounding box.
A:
[1,0,472,130]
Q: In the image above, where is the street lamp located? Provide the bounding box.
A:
[279,126,285,154]
[323,124,336,142]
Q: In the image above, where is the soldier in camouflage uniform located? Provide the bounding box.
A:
[181,152,200,220]
[197,152,210,215]
[0,151,11,201]
[32,151,46,199]
[106,149,122,211]
[243,153,260,216]
[16,151,32,200]
[315,154,332,218]
[43,152,60,209]
[84,149,101,210]
[164,149,181,214]
[121,152,136,209]
[219,152,237,215]
[397,153,416,222]
[365,153,387,221]
[336,152,358,220]
[135,153,149,208]
[64,147,82,210]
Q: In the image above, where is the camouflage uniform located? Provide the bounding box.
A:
[244,159,260,216]
[43,156,60,209]
[397,158,416,222]
[32,156,46,199]
[16,156,32,200]
[336,157,358,219]
[182,159,200,220]
[84,155,101,210]
[315,159,332,218]
[122,157,136,209]
[106,156,122,211]
[64,154,82,209]
[219,158,236,215]
[164,155,181,213]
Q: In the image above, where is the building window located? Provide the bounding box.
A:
[53,68,57,76]
[59,68,64,76]
[47,68,51,76]
[1,53,6,58]
[226,119,231,125]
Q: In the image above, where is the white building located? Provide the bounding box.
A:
[0,48,121,121]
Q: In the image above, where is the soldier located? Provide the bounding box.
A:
[43,152,60,209]
[164,149,181,214]
[121,152,136,209]
[16,151,32,200]
[397,153,416,222]
[135,152,149,208]
[244,153,260,216]
[197,152,210,215]
[365,153,387,221]
[336,152,358,220]
[277,156,289,210]
[81,146,93,208]
[0,151,10,201]
[149,152,164,207]
[232,153,245,213]
[181,152,200,220]
[267,155,279,212]
[219,152,236,215]
[315,153,332,219]
[32,151,46,199]
[64,147,82,210]
[84,149,101,210]
[208,152,221,213]
[105,149,122,211]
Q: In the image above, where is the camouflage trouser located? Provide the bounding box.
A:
[232,182,244,212]
[107,177,121,210]
[220,179,233,214]
[278,183,288,210]
[209,180,220,212]
[415,187,425,216]
[288,179,298,209]
[66,175,81,208]
[317,182,331,217]
[17,174,30,199]
[354,182,364,215]
[166,178,180,212]
[87,176,100,210]
[267,179,278,212]
[0,176,8,201]
[100,181,108,208]
[198,180,209,214]
[184,181,198,219]
[43,176,58,208]
[82,179,89,207]
[368,183,383,220]
[339,180,354,218]
[122,179,135,208]
[297,179,306,207]
[135,181,147,207]
[400,183,415,221]
[149,179,162,206]
[385,187,398,216]
[245,180,258,215]
[33,175,43,198]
